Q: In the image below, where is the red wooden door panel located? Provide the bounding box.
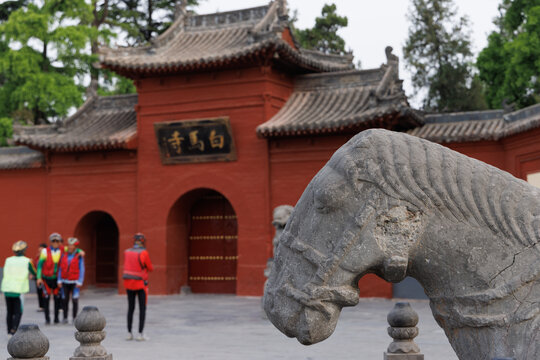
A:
[188,193,237,293]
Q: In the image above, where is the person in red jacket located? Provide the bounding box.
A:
[123,233,153,341]
[36,233,64,324]
[57,237,85,324]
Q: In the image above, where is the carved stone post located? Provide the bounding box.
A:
[7,324,49,360]
[384,302,424,360]
[70,306,112,360]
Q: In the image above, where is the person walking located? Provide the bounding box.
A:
[36,233,64,324]
[57,237,85,324]
[1,241,36,335]
[123,233,153,341]
[33,243,47,312]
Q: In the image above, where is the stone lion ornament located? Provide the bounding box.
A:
[263,129,539,360]
[265,205,295,278]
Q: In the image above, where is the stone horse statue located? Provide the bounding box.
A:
[264,129,539,360]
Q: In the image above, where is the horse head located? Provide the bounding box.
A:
[264,129,428,344]
[264,129,540,359]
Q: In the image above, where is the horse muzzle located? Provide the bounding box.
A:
[264,283,350,345]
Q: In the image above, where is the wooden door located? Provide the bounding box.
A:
[188,193,237,293]
[95,214,118,285]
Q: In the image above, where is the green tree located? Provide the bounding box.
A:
[294,3,349,55]
[0,117,13,147]
[0,0,95,124]
[477,0,540,109]
[403,0,486,111]
[0,0,28,22]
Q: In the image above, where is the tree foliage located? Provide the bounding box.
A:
[0,1,202,124]
[0,0,28,22]
[0,1,96,124]
[294,4,349,55]
[108,0,198,46]
[0,117,13,147]
[477,0,540,109]
[403,0,486,111]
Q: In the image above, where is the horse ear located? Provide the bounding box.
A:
[383,255,408,283]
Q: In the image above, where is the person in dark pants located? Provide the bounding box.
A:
[36,233,64,325]
[33,243,47,312]
[123,233,153,341]
[57,237,85,324]
[1,241,36,335]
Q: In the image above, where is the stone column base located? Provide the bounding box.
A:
[70,355,112,360]
[384,353,424,360]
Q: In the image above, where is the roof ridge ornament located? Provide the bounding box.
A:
[277,0,288,19]
[175,0,187,20]
[385,46,399,71]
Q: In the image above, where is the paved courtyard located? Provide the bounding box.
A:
[0,289,458,359]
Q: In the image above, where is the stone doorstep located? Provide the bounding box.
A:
[384,353,424,360]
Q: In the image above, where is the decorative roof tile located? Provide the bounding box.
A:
[0,146,44,170]
[408,104,540,143]
[100,1,353,75]
[15,94,137,151]
[257,50,422,137]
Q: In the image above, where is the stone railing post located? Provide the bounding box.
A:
[7,324,49,360]
[384,302,424,360]
[70,306,112,360]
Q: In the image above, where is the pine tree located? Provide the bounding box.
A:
[108,0,199,46]
[403,0,486,111]
[294,4,349,55]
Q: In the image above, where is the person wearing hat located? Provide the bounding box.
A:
[123,233,153,341]
[1,241,36,335]
[57,237,85,324]
[36,232,64,324]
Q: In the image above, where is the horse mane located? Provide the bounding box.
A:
[335,129,540,250]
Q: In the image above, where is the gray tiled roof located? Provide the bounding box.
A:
[257,55,421,137]
[0,146,44,170]
[15,94,137,151]
[408,103,540,143]
[100,1,353,75]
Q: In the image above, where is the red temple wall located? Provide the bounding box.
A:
[20,151,137,289]
[445,127,540,179]
[0,169,47,263]
[134,66,294,295]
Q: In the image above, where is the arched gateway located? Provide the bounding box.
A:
[74,211,119,287]
[167,189,238,294]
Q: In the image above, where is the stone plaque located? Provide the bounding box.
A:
[154,117,237,164]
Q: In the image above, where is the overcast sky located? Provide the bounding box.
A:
[197,0,501,104]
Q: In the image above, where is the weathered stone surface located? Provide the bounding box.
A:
[7,324,49,360]
[263,129,539,360]
[74,306,106,332]
[71,306,112,360]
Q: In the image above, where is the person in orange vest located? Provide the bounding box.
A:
[123,233,153,341]
[36,233,64,324]
[57,237,85,324]
[1,241,36,336]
